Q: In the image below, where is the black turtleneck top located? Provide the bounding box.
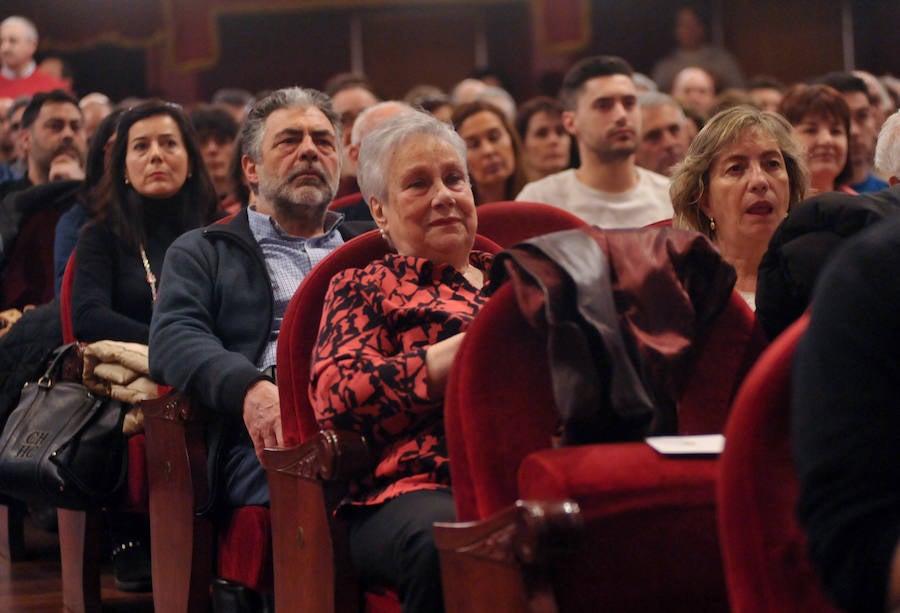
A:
[70,196,183,343]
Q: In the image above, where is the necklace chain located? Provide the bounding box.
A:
[139,244,157,305]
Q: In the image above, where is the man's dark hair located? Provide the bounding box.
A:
[6,95,30,121]
[816,72,871,101]
[21,89,80,129]
[559,55,634,109]
[190,106,239,143]
[747,75,786,93]
[211,87,254,109]
[323,72,376,98]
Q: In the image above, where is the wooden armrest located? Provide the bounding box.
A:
[143,388,213,612]
[434,500,583,613]
[262,429,371,613]
[262,429,372,483]
[141,388,206,423]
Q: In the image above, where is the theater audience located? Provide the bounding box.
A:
[452,100,525,204]
[778,84,853,195]
[311,110,493,613]
[340,100,416,221]
[635,91,689,177]
[517,55,673,228]
[0,16,68,98]
[190,105,240,210]
[671,105,808,309]
[211,87,254,125]
[473,85,516,122]
[325,72,379,199]
[78,92,113,144]
[0,89,85,202]
[450,77,487,106]
[53,108,123,293]
[817,72,888,193]
[515,95,572,183]
[651,6,744,92]
[746,75,786,112]
[671,66,717,120]
[404,84,452,123]
[70,99,218,591]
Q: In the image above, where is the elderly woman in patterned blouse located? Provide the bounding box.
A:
[310,110,491,613]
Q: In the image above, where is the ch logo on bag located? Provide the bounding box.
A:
[16,431,50,458]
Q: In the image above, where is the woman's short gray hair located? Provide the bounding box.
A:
[357,109,467,204]
[670,105,809,238]
[239,86,340,163]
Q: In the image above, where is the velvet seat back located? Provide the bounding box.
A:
[475,200,588,248]
[717,314,840,612]
[445,285,766,523]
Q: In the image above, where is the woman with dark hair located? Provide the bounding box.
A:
[515,95,573,182]
[53,107,125,293]
[778,83,854,195]
[71,100,218,344]
[452,100,526,204]
[69,100,218,591]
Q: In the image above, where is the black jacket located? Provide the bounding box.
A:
[757,185,900,339]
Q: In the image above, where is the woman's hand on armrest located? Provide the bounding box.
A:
[425,332,465,399]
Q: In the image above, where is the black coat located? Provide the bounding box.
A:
[756,185,900,339]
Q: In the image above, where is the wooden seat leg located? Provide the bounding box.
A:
[58,507,103,613]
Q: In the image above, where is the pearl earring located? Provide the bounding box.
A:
[709,218,716,232]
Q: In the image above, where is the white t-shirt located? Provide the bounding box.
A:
[515,167,673,229]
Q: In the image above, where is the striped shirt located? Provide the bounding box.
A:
[247,206,344,369]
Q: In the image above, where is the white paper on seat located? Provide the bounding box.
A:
[645,434,725,457]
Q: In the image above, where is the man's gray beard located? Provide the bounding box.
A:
[261,175,335,216]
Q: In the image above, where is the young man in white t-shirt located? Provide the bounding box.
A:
[517,55,673,228]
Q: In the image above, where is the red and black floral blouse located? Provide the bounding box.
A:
[310,251,494,508]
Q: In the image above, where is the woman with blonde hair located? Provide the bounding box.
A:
[670,105,808,309]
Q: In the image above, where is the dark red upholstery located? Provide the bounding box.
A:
[443,279,766,610]
[0,207,67,310]
[475,200,587,247]
[216,506,273,592]
[328,191,366,211]
[717,314,839,612]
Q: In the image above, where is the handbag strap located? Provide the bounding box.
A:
[37,343,78,389]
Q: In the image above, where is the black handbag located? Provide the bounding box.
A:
[0,343,128,510]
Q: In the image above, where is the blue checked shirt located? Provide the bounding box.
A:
[247,207,345,369]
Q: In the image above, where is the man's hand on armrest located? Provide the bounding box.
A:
[242,379,284,460]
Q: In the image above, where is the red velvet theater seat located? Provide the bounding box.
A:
[717,314,840,612]
[436,269,767,612]
[266,230,501,612]
[475,200,588,247]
